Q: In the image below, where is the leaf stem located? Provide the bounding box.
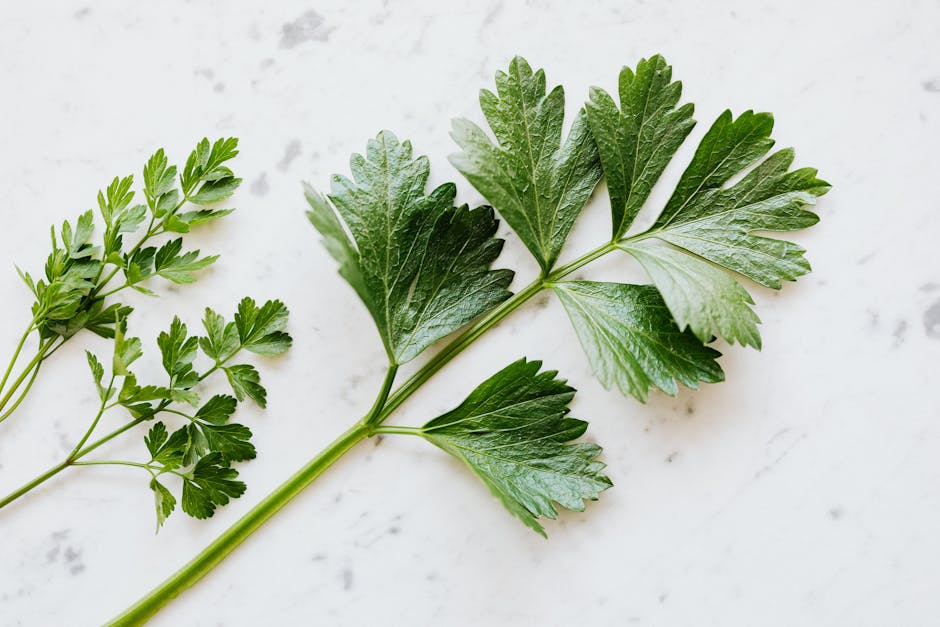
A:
[107,421,371,626]
[362,365,398,427]
[372,425,423,436]
[0,338,56,421]
[0,460,71,509]
[0,319,36,397]
[110,238,625,621]
[68,376,116,459]
[0,344,234,510]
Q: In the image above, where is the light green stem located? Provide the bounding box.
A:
[111,240,626,623]
[0,319,36,397]
[0,338,54,421]
[108,421,371,626]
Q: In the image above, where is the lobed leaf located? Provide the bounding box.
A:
[421,358,611,536]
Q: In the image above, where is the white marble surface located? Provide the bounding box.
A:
[1,1,938,625]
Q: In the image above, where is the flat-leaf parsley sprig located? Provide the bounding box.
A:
[0,138,242,428]
[109,55,826,624]
[0,297,292,528]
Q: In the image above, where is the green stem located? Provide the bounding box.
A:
[0,459,71,509]
[68,376,116,458]
[108,421,371,627]
[111,240,624,622]
[0,359,42,424]
[373,425,423,436]
[362,365,398,426]
[0,347,235,510]
[0,319,36,397]
[0,338,53,420]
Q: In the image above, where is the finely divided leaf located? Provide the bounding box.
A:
[450,56,602,271]
[585,55,695,238]
[307,131,512,364]
[421,359,611,536]
[552,281,723,401]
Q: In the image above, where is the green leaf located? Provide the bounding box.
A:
[62,211,96,260]
[224,364,267,407]
[311,131,513,363]
[420,359,611,536]
[450,56,602,271]
[157,317,199,400]
[195,394,237,425]
[157,317,198,377]
[98,175,136,225]
[181,453,246,519]
[150,423,189,469]
[149,478,176,530]
[552,281,724,401]
[153,238,218,284]
[84,302,134,339]
[621,240,762,347]
[120,375,171,410]
[199,422,255,462]
[585,55,696,238]
[181,137,240,194]
[112,320,142,376]
[190,177,242,205]
[85,351,105,397]
[648,148,829,288]
[599,109,829,347]
[176,208,235,227]
[199,307,240,362]
[654,110,775,228]
[143,148,178,212]
[233,298,292,355]
[304,184,369,305]
[145,422,169,457]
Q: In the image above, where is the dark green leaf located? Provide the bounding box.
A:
[145,422,169,457]
[151,424,189,469]
[585,55,696,238]
[195,394,237,425]
[553,281,724,401]
[233,298,290,351]
[611,111,828,347]
[181,452,246,519]
[421,359,611,536]
[450,56,602,271]
[304,184,369,305]
[313,131,513,363]
[200,422,255,462]
[621,240,762,347]
[224,364,267,407]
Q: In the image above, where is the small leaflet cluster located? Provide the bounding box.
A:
[86,297,292,529]
[16,138,241,342]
